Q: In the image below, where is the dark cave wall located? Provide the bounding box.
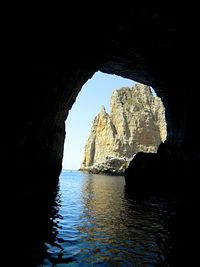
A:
[2,6,198,194]
[2,66,95,181]
[2,6,199,265]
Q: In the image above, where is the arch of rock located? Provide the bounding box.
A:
[2,6,198,196]
[2,6,198,265]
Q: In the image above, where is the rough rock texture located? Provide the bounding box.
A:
[1,6,198,265]
[80,84,166,174]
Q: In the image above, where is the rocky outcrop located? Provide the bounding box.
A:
[2,8,197,266]
[80,84,166,174]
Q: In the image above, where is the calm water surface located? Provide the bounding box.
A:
[37,170,179,266]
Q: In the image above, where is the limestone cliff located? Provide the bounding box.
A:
[80,83,167,174]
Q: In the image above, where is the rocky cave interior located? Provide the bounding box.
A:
[2,6,198,265]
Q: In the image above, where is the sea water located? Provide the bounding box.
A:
[37,170,179,266]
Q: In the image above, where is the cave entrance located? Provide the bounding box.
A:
[62,71,166,174]
[63,71,136,171]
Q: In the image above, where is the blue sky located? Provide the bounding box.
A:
[62,71,137,170]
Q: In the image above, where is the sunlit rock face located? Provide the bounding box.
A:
[2,7,198,266]
[80,84,166,174]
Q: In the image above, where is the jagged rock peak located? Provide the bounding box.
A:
[100,105,107,114]
[80,83,167,175]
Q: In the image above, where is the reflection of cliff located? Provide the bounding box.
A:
[77,174,128,264]
[77,174,174,266]
[79,174,125,234]
[80,84,166,174]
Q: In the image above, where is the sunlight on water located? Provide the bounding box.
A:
[38,170,178,266]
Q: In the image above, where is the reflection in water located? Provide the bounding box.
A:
[11,177,61,266]
[37,170,181,266]
[78,173,127,265]
[33,182,62,266]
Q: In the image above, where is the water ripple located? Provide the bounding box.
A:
[37,170,180,266]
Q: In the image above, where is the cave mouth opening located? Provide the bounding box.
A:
[62,70,167,175]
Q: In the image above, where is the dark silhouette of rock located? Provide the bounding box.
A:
[1,5,198,266]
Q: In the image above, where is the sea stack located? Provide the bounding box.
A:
[80,83,166,174]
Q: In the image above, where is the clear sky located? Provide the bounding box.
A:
[62,71,137,170]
